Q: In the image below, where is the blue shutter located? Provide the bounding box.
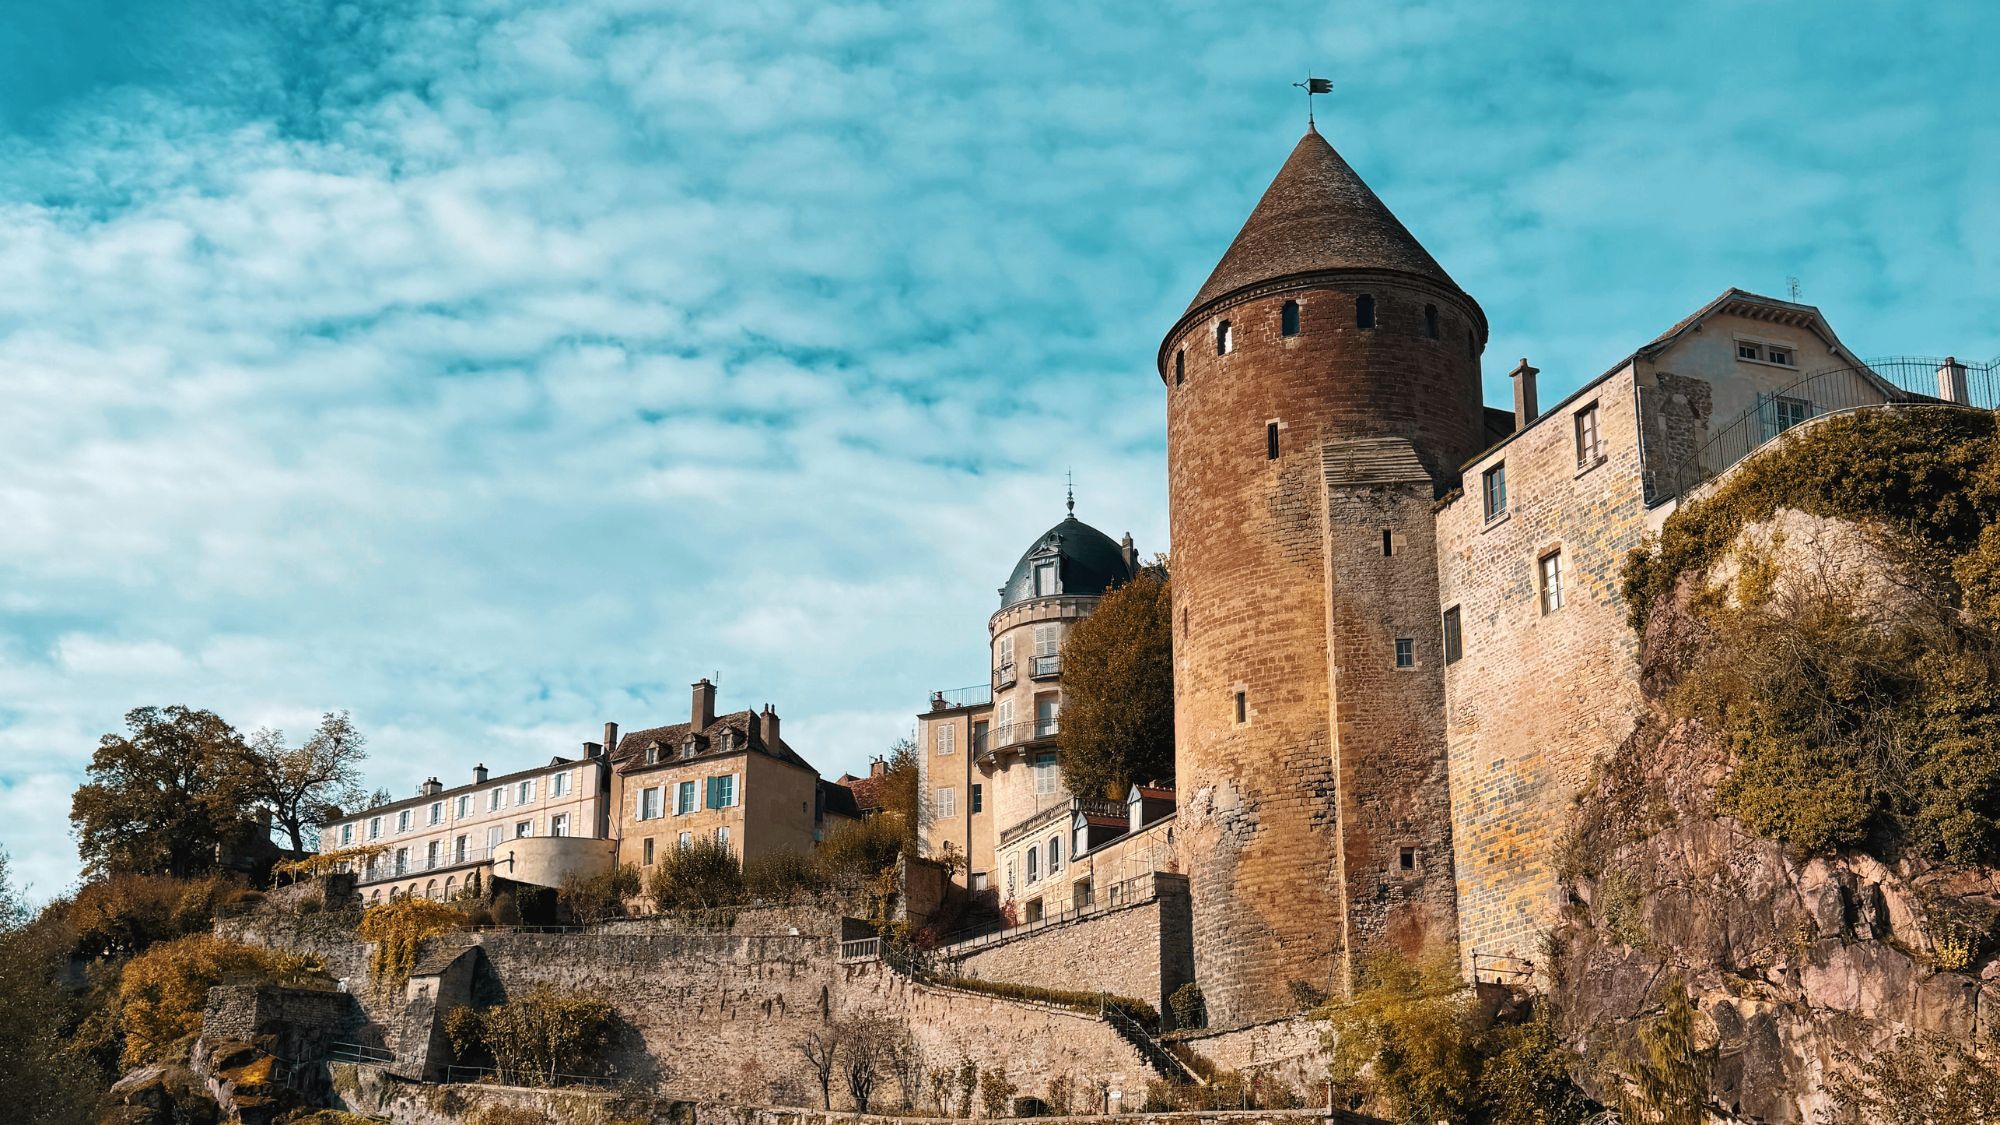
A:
[705,776,719,810]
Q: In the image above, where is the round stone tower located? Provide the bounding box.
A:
[1159,127,1486,1026]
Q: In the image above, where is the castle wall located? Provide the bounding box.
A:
[1436,365,1650,975]
[947,874,1192,1017]
[1171,1016,1331,1093]
[1166,276,1484,1026]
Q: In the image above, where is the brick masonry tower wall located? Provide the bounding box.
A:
[1164,274,1484,1025]
[1435,365,1651,975]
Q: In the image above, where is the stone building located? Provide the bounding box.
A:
[916,501,1145,916]
[320,750,612,902]
[608,677,832,870]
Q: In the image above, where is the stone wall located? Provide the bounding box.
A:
[1436,364,1650,976]
[947,875,1192,1016]
[200,983,360,1061]
[221,903,1167,1110]
[1171,1018,1331,1094]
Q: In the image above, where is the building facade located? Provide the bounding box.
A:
[918,504,1143,916]
[320,750,612,902]
[609,678,827,870]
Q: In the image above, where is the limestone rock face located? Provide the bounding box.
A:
[98,1063,221,1125]
[1553,513,2000,1122]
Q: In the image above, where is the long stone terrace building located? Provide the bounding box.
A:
[320,748,613,904]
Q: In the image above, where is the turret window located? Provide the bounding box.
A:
[1355,294,1376,329]
[1424,304,1439,340]
[1216,320,1233,355]
[1266,421,1280,460]
[1281,300,1301,337]
[1174,350,1184,385]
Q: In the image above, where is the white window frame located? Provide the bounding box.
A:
[454,834,468,863]
[1540,551,1565,615]
[1575,403,1602,468]
[997,635,1014,668]
[368,817,382,840]
[551,813,570,837]
[715,825,731,850]
[1033,561,1057,597]
[515,820,532,838]
[1034,751,1059,796]
[552,771,570,797]
[488,787,504,812]
[676,780,696,816]
[1394,637,1416,668]
[936,724,955,755]
[456,794,472,818]
[426,840,440,869]
[935,788,957,819]
[1482,462,1507,522]
[640,786,662,820]
[716,772,739,808]
[678,831,693,849]
[1047,835,1062,874]
[340,823,354,846]
[397,809,412,833]
[518,779,536,804]
[486,825,504,851]
[428,802,443,826]
[1033,623,1060,657]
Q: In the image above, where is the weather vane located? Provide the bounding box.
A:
[1294,75,1332,129]
[1066,468,1075,516]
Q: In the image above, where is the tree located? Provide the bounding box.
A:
[648,836,743,911]
[838,1015,908,1113]
[1618,980,1713,1125]
[879,736,925,852]
[0,852,101,1123]
[798,1028,838,1109]
[1055,567,1173,799]
[245,711,368,852]
[70,706,262,878]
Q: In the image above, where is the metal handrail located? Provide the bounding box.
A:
[1471,950,1536,983]
[992,662,1017,689]
[1030,654,1062,679]
[326,1041,396,1066]
[938,873,1158,951]
[1651,355,1999,506]
[928,684,992,711]
[840,937,882,961]
[444,1063,617,1088]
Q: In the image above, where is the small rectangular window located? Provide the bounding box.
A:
[1281,300,1301,337]
[397,809,411,833]
[1540,550,1566,614]
[1738,342,1761,360]
[1233,690,1247,724]
[1382,529,1394,556]
[551,813,569,837]
[368,817,381,840]
[936,724,955,754]
[678,831,692,849]
[456,794,471,818]
[716,825,729,850]
[1034,561,1057,597]
[487,825,504,850]
[1443,606,1463,665]
[1395,638,1415,668]
[1575,404,1602,468]
[552,771,570,797]
[643,837,655,865]
[1033,752,1058,796]
[1482,463,1508,521]
[454,835,467,862]
[971,784,984,814]
[489,787,504,811]
[1774,396,1811,432]
[1266,421,1280,460]
[935,788,957,818]
[1768,346,1794,366]
[340,823,353,846]
[1399,846,1417,873]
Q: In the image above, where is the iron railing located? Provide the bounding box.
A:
[937,873,1159,951]
[359,845,492,885]
[326,1041,396,1066]
[1651,355,2000,505]
[1471,950,1536,984]
[928,683,992,711]
[444,1064,618,1088]
[975,719,1059,757]
[840,937,882,961]
[1030,654,1062,679]
[992,662,1017,689]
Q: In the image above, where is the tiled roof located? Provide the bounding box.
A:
[613,710,814,775]
[1184,128,1463,317]
[819,780,862,819]
[835,771,889,813]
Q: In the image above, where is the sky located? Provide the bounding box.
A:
[1,0,1995,902]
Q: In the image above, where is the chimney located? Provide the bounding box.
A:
[420,777,442,797]
[473,764,488,784]
[582,741,602,758]
[759,704,780,751]
[869,755,886,779]
[603,721,619,758]
[692,678,717,730]
[1938,356,1969,404]
[1510,358,1540,428]
[1120,532,1138,575]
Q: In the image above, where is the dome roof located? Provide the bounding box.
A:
[998,515,1134,610]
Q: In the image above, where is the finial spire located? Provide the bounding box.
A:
[1066,469,1075,516]
[1293,75,1332,131]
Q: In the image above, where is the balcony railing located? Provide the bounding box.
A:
[1030,654,1061,679]
[992,662,1017,690]
[929,684,992,711]
[977,719,1059,757]
[359,845,492,884]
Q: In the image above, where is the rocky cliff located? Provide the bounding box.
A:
[1552,408,2000,1123]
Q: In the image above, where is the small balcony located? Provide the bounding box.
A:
[992,662,1017,690]
[1030,654,1061,680]
[980,719,1059,757]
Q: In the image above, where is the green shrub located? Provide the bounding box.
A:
[556,864,640,925]
[444,985,617,1087]
[814,815,905,885]
[941,975,1158,1028]
[1168,982,1206,1030]
[647,837,743,912]
[743,850,819,901]
[117,934,322,1066]
[1827,1031,2000,1124]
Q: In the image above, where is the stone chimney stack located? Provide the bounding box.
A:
[473,764,488,784]
[420,777,443,797]
[759,704,780,751]
[869,755,887,778]
[1120,532,1139,575]
[1511,357,1540,428]
[692,678,717,730]
[1938,357,1970,404]
[603,722,619,758]
[582,741,602,758]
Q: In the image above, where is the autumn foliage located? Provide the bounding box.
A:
[1055,566,1173,799]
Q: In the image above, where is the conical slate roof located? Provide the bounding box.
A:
[1184,128,1459,316]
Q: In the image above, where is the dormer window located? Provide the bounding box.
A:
[1034,560,1057,597]
[1216,320,1233,355]
[681,737,699,759]
[645,743,660,766]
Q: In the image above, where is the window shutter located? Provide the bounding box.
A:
[706,776,719,810]
[730,772,741,807]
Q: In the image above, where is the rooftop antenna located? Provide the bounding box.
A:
[1787,276,1803,303]
[1293,74,1332,131]
[1066,468,1075,516]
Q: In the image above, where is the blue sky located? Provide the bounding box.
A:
[1,0,1994,901]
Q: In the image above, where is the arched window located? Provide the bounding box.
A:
[1174,349,1185,385]
[1281,300,1301,337]
[445,876,457,899]
[1355,294,1376,329]
[425,879,437,900]
[1047,835,1062,873]
[1216,320,1233,355]
[1424,304,1439,339]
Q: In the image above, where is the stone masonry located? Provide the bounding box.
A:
[947,873,1193,1017]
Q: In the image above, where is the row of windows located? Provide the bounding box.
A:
[368,876,467,904]
[360,813,573,879]
[637,827,730,864]
[1438,548,1568,667]
[1174,296,1473,384]
[338,771,576,846]
[1479,402,1609,526]
[634,773,738,820]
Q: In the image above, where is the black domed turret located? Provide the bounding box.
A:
[998,515,1136,610]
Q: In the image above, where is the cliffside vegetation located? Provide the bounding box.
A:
[444,985,619,1086]
[1056,565,1174,799]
